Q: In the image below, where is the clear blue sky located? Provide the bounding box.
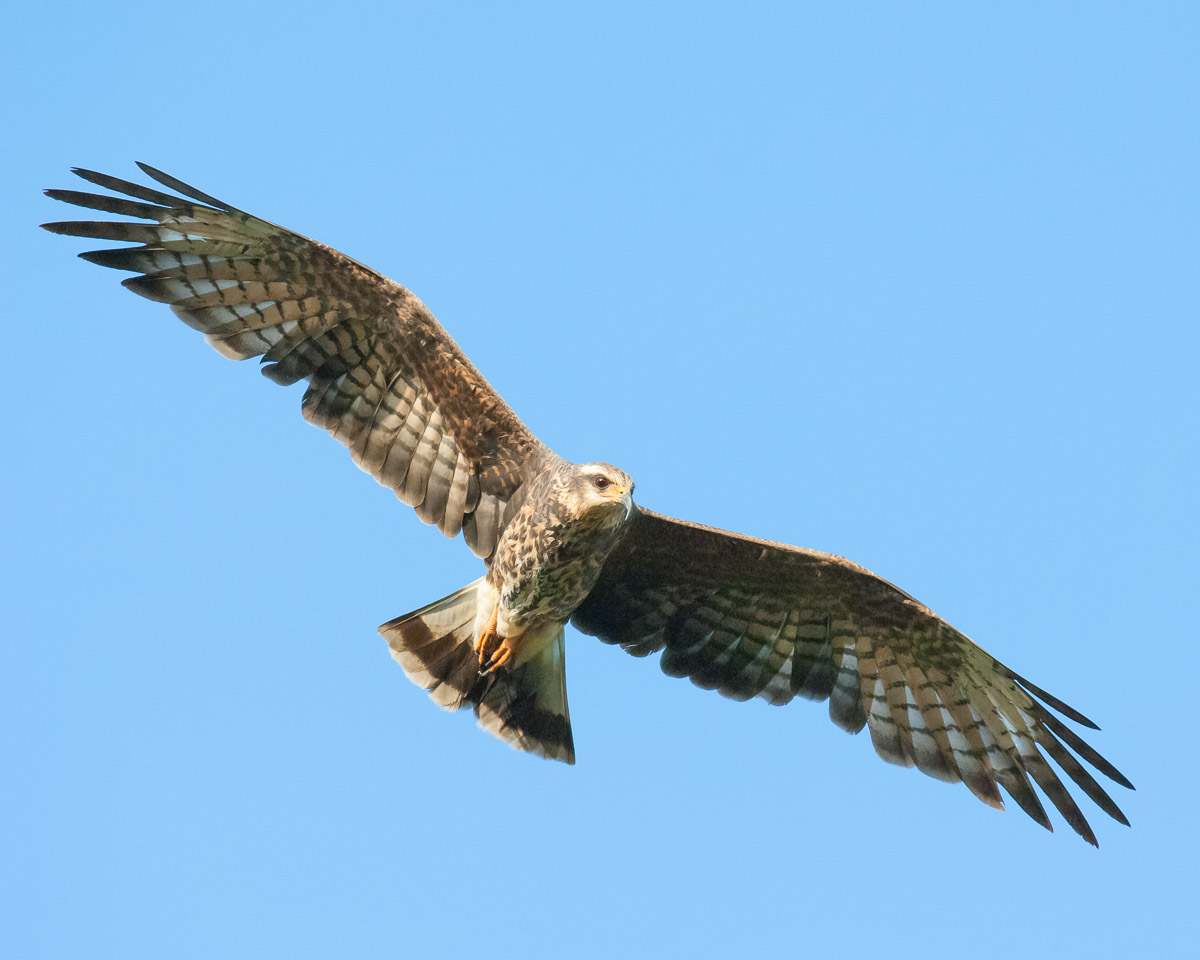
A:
[5,2,1197,957]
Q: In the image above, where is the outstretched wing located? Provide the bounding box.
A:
[42,164,549,559]
[572,508,1133,844]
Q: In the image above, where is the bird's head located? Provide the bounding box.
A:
[569,462,635,522]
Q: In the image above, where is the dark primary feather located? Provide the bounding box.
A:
[43,164,549,558]
[573,508,1133,845]
[44,163,1130,844]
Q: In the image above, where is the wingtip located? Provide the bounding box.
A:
[69,166,105,183]
[1029,813,1103,847]
[1014,672,1102,729]
[131,161,234,210]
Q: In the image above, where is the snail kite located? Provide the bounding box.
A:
[43,164,1133,845]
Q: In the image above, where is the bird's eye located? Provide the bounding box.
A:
[593,476,611,490]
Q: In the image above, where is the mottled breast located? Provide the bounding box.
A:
[491,459,634,625]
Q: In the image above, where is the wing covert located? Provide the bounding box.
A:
[572,508,1133,844]
[43,164,549,558]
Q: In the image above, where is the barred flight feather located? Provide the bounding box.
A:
[573,508,1133,845]
[45,164,1132,845]
[44,163,549,559]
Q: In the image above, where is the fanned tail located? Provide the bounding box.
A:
[380,579,575,763]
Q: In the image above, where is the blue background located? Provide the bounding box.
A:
[5,2,1196,957]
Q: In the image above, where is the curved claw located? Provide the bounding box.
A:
[481,644,514,674]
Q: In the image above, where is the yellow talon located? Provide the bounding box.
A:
[486,646,514,673]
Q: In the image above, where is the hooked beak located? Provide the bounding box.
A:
[614,486,634,519]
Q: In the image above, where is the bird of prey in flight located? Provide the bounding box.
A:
[43,164,1133,844]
